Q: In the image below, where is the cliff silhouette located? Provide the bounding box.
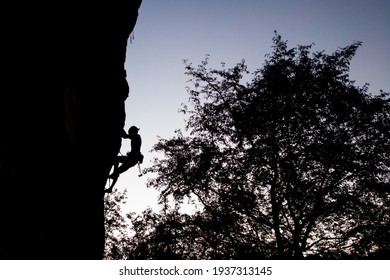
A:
[0,0,142,259]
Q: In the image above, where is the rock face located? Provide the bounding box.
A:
[0,1,142,259]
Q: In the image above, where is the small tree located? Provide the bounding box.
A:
[142,33,389,259]
[104,189,132,259]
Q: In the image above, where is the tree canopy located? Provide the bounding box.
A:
[119,33,389,259]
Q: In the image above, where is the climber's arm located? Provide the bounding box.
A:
[122,129,129,138]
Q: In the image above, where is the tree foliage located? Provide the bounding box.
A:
[132,33,390,259]
[104,189,132,259]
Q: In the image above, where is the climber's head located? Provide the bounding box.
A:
[128,126,139,135]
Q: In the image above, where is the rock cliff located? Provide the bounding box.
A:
[0,0,142,259]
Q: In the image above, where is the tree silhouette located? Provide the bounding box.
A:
[134,33,390,259]
[104,189,132,259]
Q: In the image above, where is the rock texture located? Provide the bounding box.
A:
[0,0,142,259]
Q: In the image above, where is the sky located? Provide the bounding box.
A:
[110,0,390,214]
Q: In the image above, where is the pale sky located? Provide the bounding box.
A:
[109,0,390,213]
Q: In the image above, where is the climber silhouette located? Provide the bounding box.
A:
[105,126,143,193]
